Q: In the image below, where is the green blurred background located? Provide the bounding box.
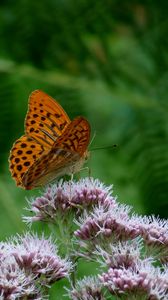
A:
[0,0,168,298]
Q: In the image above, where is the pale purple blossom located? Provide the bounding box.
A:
[69,276,105,300]
[74,203,138,244]
[3,177,168,299]
[137,216,168,262]
[0,255,40,299]
[99,260,168,299]
[74,202,168,263]
[0,233,71,299]
[95,238,145,269]
[10,233,71,284]
[23,178,116,224]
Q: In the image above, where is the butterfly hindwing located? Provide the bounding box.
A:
[54,116,91,156]
[22,148,79,189]
[22,117,90,189]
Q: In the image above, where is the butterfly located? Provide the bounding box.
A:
[9,90,90,190]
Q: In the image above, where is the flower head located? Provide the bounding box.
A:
[69,276,105,300]
[0,233,72,299]
[0,255,40,299]
[99,260,168,299]
[74,203,137,245]
[23,178,116,224]
[10,233,71,284]
[138,215,168,262]
[96,238,144,269]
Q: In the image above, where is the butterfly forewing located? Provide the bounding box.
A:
[22,117,90,189]
[25,90,71,147]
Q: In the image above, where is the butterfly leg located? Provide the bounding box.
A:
[75,172,81,180]
[86,167,91,179]
[70,173,74,181]
[69,172,74,200]
[79,166,91,178]
[69,173,81,209]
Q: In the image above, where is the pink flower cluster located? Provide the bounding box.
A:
[25,178,168,257]
[138,215,168,261]
[24,178,116,224]
[0,233,71,299]
[69,276,105,300]
[74,204,136,242]
[100,261,168,300]
[72,186,168,261]
[22,178,168,299]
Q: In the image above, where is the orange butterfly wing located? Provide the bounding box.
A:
[25,90,71,147]
[9,90,71,188]
[9,136,45,187]
[9,90,91,189]
[22,117,90,189]
[53,116,90,156]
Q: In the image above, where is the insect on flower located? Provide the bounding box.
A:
[9,90,90,189]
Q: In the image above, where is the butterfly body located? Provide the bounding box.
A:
[9,90,90,189]
[23,150,88,190]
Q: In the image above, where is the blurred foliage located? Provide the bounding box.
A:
[0,1,168,298]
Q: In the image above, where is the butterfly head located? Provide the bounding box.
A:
[84,149,90,162]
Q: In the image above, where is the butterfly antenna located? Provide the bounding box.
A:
[91,144,118,151]
[89,131,97,148]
